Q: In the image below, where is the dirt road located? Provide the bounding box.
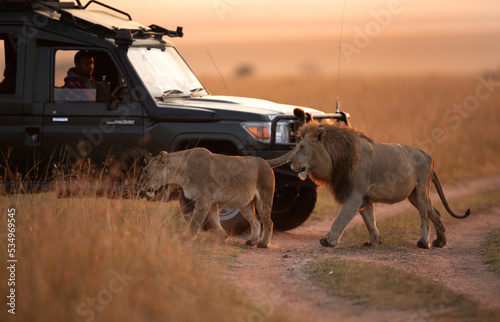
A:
[223,176,500,321]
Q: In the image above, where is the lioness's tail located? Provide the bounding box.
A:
[266,149,294,168]
[432,171,471,219]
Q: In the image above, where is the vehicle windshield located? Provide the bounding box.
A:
[128,46,207,99]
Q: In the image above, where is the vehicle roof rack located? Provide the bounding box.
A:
[0,0,77,11]
[1,0,183,40]
[80,0,131,21]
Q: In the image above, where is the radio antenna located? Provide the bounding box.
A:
[207,50,230,95]
[335,0,347,113]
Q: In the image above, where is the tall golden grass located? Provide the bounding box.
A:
[202,73,500,181]
[0,192,286,322]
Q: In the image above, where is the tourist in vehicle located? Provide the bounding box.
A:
[62,50,96,100]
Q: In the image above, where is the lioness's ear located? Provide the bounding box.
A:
[158,151,168,162]
[317,127,326,142]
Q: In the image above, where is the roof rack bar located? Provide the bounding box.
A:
[149,24,183,38]
[83,0,132,21]
[37,1,87,30]
[0,0,35,11]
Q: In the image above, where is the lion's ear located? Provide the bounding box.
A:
[294,108,307,123]
[317,127,326,142]
[158,151,169,162]
[294,108,313,124]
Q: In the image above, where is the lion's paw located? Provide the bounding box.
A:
[432,239,446,248]
[417,240,430,249]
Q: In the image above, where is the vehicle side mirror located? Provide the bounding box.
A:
[96,78,111,103]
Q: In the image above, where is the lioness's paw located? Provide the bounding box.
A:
[245,240,257,247]
[364,238,382,247]
[257,241,269,248]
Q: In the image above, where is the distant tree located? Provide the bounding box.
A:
[234,63,255,78]
[300,62,321,75]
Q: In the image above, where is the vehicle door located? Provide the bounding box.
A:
[0,29,24,178]
[39,46,145,181]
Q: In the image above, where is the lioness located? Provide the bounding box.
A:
[139,148,276,248]
[286,108,470,249]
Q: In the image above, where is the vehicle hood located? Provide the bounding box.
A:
[156,95,323,121]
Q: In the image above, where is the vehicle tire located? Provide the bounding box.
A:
[217,207,250,236]
[271,185,317,231]
[213,185,318,235]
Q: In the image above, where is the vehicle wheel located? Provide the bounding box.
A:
[217,207,250,236]
[173,197,250,236]
[203,207,250,236]
[209,185,318,235]
[271,185,318,231]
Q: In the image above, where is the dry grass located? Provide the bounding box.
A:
[310,259,500,321]
[483,228,500,275]
[0,192,288,322]
[310,258,467,310]
[203,73,500,182]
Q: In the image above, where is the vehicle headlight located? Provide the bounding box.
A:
[275,121,290,143]
[242,121,290,144]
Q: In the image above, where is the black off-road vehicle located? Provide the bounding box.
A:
[0,0,349,233]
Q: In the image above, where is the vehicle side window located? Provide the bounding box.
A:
[53,49,122,102]
[0,33,18,95]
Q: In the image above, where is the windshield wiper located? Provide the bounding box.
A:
[190,87,205,97]
[159,89,186,101]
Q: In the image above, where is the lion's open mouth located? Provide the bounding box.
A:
[291,166,308,180]
[298,169,308,180]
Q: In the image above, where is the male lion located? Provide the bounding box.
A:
[139,148,276,248]
[286,108,470,249]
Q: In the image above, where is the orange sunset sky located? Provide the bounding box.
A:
[101,0,500,77]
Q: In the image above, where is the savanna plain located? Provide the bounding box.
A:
[1,73,500,321]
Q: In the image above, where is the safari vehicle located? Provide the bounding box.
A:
[0,0,349,234]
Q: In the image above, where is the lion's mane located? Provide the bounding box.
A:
[298,121,373,204]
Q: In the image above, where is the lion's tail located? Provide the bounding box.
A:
[266,150,294,168]
[432,171,471,219]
